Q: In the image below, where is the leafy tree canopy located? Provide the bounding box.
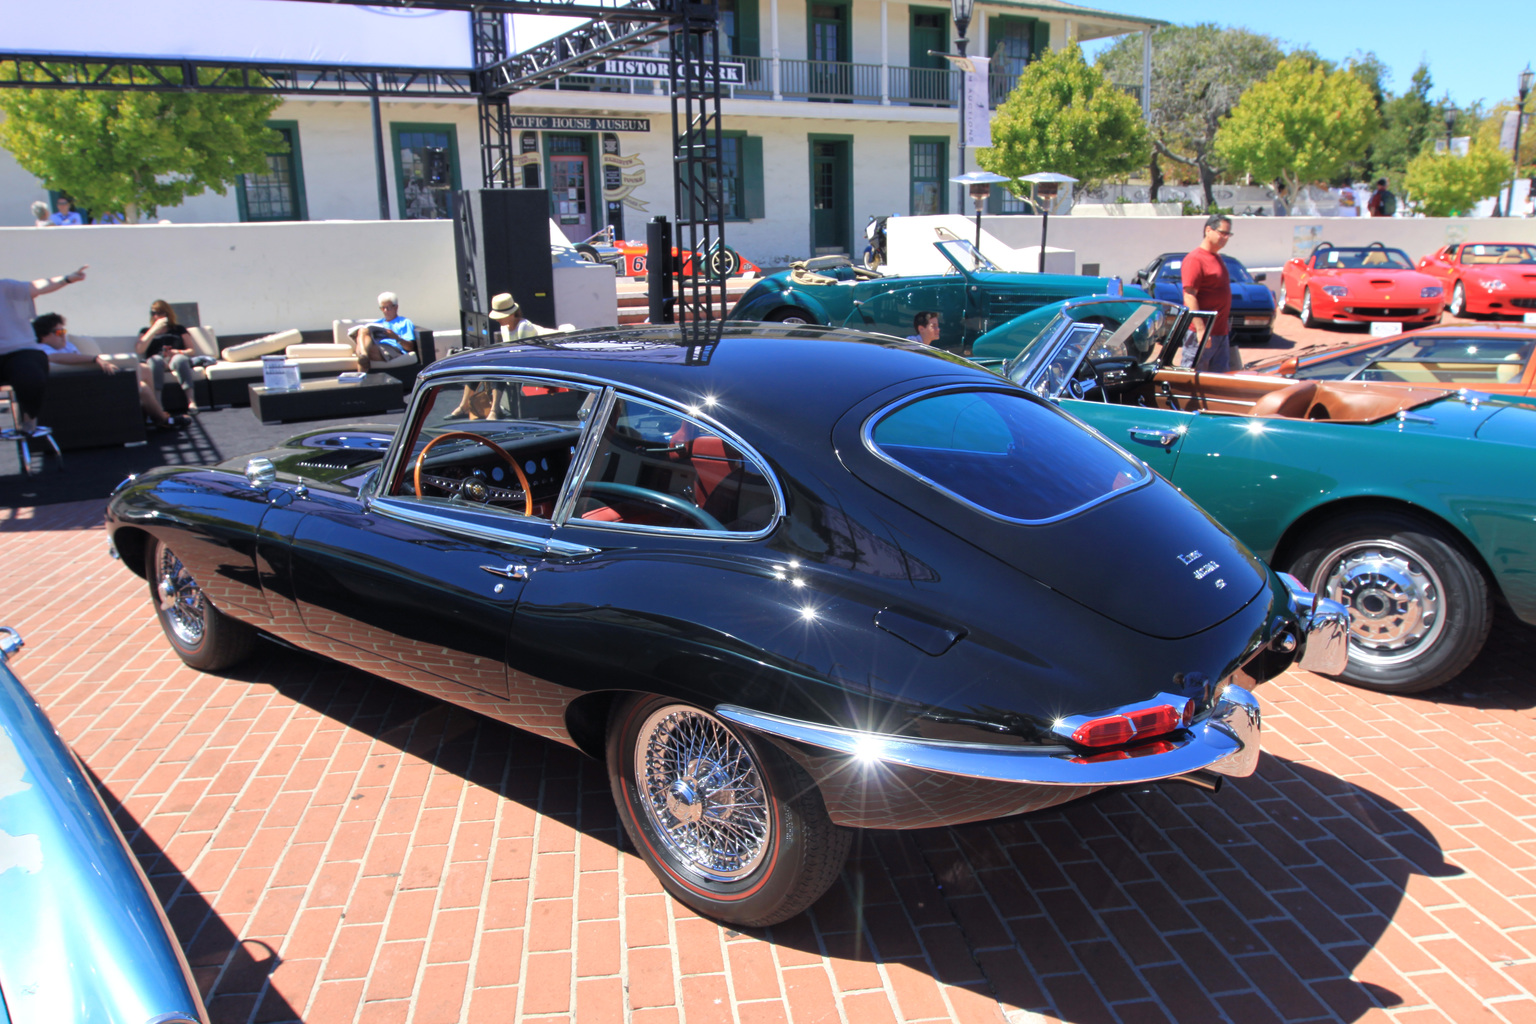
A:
[1096,24,1283,207]
[0,65,283,222]
[1402,144,1512,216]
[1369,62,1450,186]
[1213,56,1377,201]
[979,43,1151,195]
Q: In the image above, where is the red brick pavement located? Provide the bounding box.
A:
[3,498,1534,1024]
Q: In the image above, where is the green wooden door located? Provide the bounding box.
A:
[909,9,950,104]
[810,139,851,255]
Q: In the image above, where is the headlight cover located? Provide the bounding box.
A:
[1321,285,1348,298]
[1421,286,1444,298]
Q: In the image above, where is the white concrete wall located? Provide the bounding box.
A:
[977,215,1536,281]
[0,220,458,338]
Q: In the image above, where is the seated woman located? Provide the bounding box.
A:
[136,299,198,414]
[36,312,186,429]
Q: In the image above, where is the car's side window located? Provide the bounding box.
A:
[386,377,598,519]
[572,395,777,534]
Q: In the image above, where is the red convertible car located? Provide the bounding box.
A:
[1279,242,1445,329]
[1416,242,1536,319]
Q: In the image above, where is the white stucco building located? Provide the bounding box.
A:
[1,0,1161,269]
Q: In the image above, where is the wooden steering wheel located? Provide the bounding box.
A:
[413,431,533,516]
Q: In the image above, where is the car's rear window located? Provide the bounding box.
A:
[868,390,1146,523]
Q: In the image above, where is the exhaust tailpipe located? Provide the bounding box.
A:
[1167,770,1224,793]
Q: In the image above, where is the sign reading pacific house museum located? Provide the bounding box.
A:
[508,115,652,133]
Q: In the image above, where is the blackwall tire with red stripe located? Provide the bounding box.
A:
[606,694,851,927]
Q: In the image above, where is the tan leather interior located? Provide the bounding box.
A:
[1139,371,1452,423]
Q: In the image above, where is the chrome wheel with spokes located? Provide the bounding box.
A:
[155,544,206,647]
[634,706,770,882]
[146,538,257,670]
[608,694,850,926]
[1313,539,1445,666]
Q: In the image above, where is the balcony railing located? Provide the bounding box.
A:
[543,54,1072,112]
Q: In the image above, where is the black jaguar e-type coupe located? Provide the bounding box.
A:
[106,325,1346,926]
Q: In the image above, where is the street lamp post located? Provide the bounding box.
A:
[950,0,974,214]
[1444,108,1456,153]
[1507,65,1534,217]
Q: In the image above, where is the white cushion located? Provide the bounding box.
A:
[286,343,355,360]
[334,319,370,346]
[222,328,302,362]
[204,355,362,380]
[66,333,103,357]
[186,326,220,360]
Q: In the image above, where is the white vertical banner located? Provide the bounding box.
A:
[964,56,992,149]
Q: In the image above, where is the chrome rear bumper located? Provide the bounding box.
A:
[716,683,1262,788]
[1280,573,1351,676]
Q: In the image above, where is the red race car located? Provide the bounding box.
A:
[1416,241,1536,319]
[577,227,761,279]
[1279,242,1446,329]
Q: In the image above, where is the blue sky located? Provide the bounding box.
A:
[1080,1,1531,110]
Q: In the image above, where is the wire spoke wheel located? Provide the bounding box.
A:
[155,544,206,647]
[146,538,257,670]
[608,695,850,926]
[635,706,770,882]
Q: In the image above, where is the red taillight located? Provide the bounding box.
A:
[1071,715,1135,747]
[1071,704,1184,748]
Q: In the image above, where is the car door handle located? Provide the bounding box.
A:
[480,563,529,580]
[1129,428,1180,448]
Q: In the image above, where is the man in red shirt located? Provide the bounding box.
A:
[1180,214,1233,371]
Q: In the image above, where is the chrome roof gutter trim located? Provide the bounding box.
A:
[717,684,1261,787]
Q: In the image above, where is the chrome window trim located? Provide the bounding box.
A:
[555,386,785,541]
[368,497,599,557]
[384,369,785,542]
[377,370,604,517]
[861,383,1151,526]
[551,386,616,524]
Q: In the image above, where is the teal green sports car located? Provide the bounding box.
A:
[975,295,1536,694]
[726,240,1146,354]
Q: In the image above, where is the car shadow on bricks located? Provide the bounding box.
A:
[196,641,1469,1024]
[82,759,301,1024]
[762,757,1461,1024]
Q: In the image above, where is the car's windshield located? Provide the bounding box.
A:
[1311,246,1414,270]
[1458,243,1536,265]
[1294,335,1536,382]
[868,388,1146,523]
[936,238,1001,274]
[1001,299,1183,397]
[1157,256,1253,283]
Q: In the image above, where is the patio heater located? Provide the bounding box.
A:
[950,170,1010,250]
[1020,171,1078,274]
[1507,65,1534,217]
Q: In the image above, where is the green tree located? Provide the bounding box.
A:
[1213,56,1377,202]
[1370,62,1448,186]
[979,43,1150,200]
[0,64,283,222]
[1402,144,1512,216]
[1096,24,1283,208]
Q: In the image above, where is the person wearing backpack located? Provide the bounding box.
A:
[1367,178,1398,217]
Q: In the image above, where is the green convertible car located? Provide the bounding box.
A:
[973,296,1536,694]
[726,239,1146,354]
